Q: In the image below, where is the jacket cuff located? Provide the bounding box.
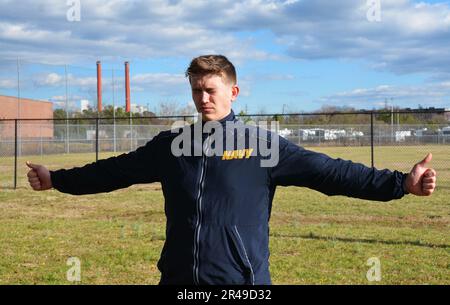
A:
[402,173,410,195]
[50,170,62,191]
[392,171,408,199]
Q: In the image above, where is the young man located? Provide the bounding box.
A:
[27,55,436,285]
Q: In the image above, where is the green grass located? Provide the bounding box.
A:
[0,145,448,284]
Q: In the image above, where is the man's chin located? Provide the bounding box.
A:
[200,112,217,121]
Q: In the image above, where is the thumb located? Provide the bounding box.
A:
[418,153,432,166]
[26,161,39,170]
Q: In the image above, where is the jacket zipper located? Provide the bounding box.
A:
[193,135,210,285]
[234,225,255,285]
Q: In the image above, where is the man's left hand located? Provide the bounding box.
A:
[404,153,437,196]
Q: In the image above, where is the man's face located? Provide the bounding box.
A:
[190,74,239,121]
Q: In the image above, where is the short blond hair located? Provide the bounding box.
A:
[185,55,237,85]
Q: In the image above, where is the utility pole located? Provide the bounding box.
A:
[112,67,116,153]
[390,98,394,143]
[16,57,21,157]
[16,58,20,119]
[65,65,69,153]
[125,61,132,151]
[391,104,394,142]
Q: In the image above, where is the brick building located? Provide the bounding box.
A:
[0,95,53,139]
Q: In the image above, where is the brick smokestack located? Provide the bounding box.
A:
[125,61,130,113]
[96,61,102,112]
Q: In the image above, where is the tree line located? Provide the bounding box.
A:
[239,106,449,126]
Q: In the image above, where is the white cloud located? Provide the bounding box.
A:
[132,73,189,96]
[0,78,16,89]
[0,0,276,64]
[0,22,71,42]
[34,73,96,87]
[132,73,185,86]
[320,81,450,108]
[0,0,448,77]
[275,0,450,75]
[43,73,62,85]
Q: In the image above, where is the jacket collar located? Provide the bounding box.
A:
[201,110,236,126]
[218,110,236,124]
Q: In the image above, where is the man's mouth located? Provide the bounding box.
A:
[201,107,214,112]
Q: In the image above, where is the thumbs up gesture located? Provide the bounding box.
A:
[26,161,53,191]
[403,153,437,196]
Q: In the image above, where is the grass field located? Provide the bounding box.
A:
[0,145,448,284]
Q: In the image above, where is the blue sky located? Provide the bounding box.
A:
[0,0,450,114]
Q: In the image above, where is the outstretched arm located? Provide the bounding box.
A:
[271,138,436,201]
[26,134,163,195]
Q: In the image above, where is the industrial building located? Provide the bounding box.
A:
[0,95,53,139]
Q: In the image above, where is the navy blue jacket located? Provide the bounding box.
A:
[50,110,407,285]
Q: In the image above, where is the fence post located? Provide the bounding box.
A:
[370,112,374,168]
[96,117,99,162]
[129,114,133,152]
[40,124,43,156]
[113,116,116,153]
[14,119,18,189]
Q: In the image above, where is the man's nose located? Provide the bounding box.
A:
[201,92,209,103]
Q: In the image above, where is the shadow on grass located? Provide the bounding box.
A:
[271,232,450,249]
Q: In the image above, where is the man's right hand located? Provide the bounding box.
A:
[26,161,53,191]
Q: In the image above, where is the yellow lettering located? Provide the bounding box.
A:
[222,149,254,160]
[245,148,254,159]
[222,150,232,160]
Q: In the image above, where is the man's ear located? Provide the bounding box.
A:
[231,85,240,101]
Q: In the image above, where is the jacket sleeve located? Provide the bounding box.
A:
[270,137,407,201]
[50,134,162,195]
